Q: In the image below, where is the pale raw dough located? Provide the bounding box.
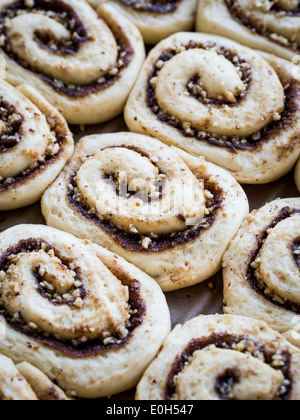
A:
[88,0,197,44]
[0,0,145,124]
[136,315,300,400]
[0,354,69,400]
[296,160,300,192]
[16,362,71,400]
[197,0,300,61]
[0,81,73,211]
[42,132,249,292]
[0,225,171,398]
[223,198,300,345]
[0,354,37,400]
[125,32,300,184]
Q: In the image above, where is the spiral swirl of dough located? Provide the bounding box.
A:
[75,145,204,236]
[0,0,145,124]
[223,198,300,346]
[0,76,73,211]
[197,0,300,61]
[42,132,249,292]
[0,224,170,398]
[125,33,300,184]
[0,355,70,400]
[87,0,198,44]
[136,315,300,400]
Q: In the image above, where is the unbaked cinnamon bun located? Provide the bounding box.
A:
[136,315,300,400]
[223,198,300,347]
[197,0,300,61]
[0,77,73,211]
[87,0,198,44]
[0,0,145,124]
[125,33,300,184]
[295,159,300,192]
[41,132,249,292]
[0,224,170,398]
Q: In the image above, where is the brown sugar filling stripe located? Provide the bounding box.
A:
[0,0,134,98]
[164,334,292,400]
[117,0,180,13]
[0,98,23,153]
[0,119,68,193]
[0,239,146,358]
[225,0,300,52]
[67,145,224,253]
[146,42,299,151]
[246,207,300,313]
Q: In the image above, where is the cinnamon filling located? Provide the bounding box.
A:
[246,207,300,313]
[225,0,300,51]
[0,239,147,358]
[146,42,299,151]
[0,99,23,153]
[164,334,292,400]
[272,4,300,16]
[117,0,180,13]
[0,0,134,98]
[0,119,67,192]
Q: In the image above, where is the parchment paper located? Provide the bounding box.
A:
[1,115,299,399]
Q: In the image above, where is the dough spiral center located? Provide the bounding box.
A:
[149,42,285,138]
[0,238,130,342]
[174,348,284,400]
[74,146,205,236]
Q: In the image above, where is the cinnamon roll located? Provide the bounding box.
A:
[136,315,300,400]
[0,80,73,211]
[0,0,145,125]
[41,132,249,292]
[197,0,300,61]
[87,0,198,44]
[223,198,300,347]
[0,224,170,398]
[125,33,300,184]
[0,355,70,400]
[295,159,300,192]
